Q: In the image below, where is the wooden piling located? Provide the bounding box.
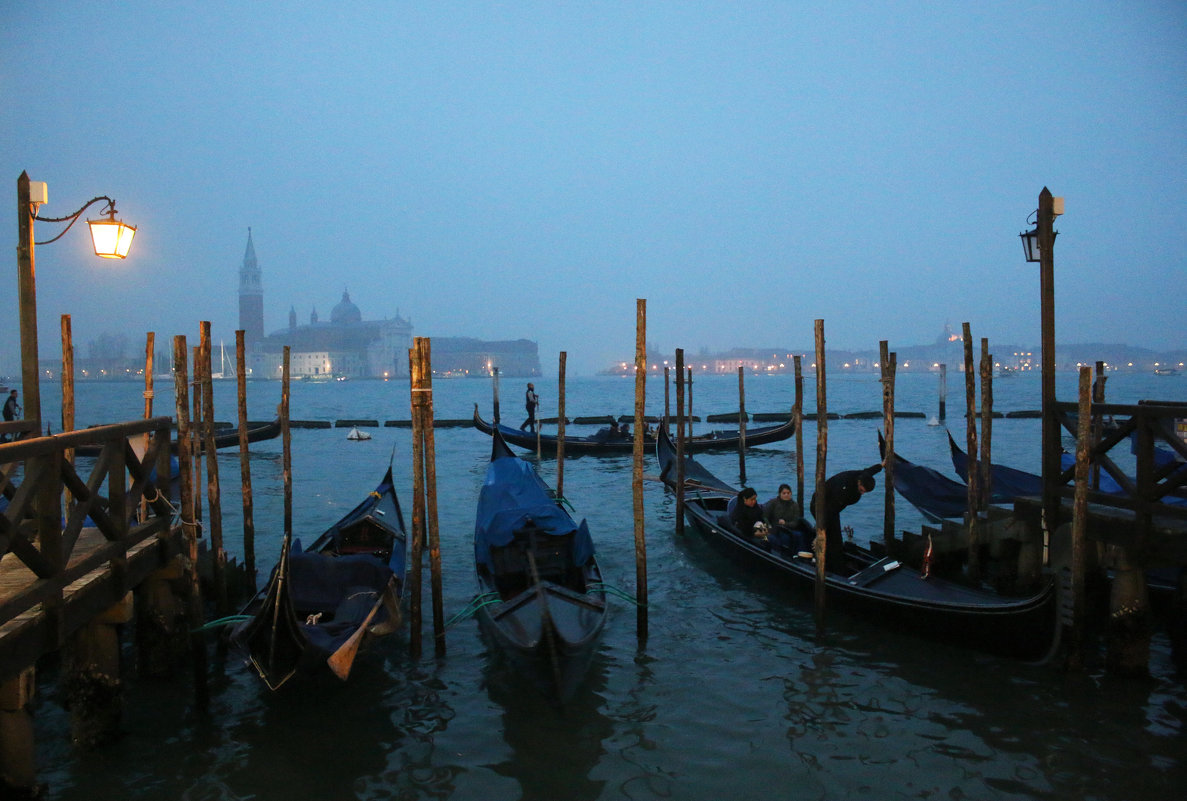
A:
[1066,366,1092,670]
[492,366,501,424]
[200,322,227,615]
[880,342,896,552]
[557,351,566,499]
[61,315,75,506]
[0,669,37,795]
[962,323,981,580]
[632,299,649,641]
[191,346,203,527]
[813,321,828,633]
[172,336,208,708]
[416,338,446,656]
[408,346,426,658]
[140,333,154,523]
[737,366,747,485]
[675,348,685,537]
[794,355,804,512]
[236,330,256,588]
[281,346,292,538]
[663,366,670,421]
[64,595,131,748]
[686,366,694,437]
[938,364,947,422]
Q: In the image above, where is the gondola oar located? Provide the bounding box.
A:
[327,577,394,680]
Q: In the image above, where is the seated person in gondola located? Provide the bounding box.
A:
[729,487,769,542]
[763,483,813,553]
[619,421,630,439]
[592,420,619,442]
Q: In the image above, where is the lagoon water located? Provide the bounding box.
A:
[30,370,1187,800]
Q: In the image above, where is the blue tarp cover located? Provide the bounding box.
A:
[474,454,594,570]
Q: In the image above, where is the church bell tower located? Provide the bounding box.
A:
[238,228,264,346]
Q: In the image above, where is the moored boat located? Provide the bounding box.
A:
[657,425,1056,659]
[230,463,408,690]
[473,427,608,699]
[473,404,795,456]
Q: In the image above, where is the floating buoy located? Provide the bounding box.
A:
[347,426,371,441]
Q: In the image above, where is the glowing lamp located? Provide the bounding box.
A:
[87,202,137,258]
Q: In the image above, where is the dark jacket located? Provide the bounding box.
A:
[810,463,882,569]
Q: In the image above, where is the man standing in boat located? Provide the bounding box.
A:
[520,382,539,432]
[811,463,883,572]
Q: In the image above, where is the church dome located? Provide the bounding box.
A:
[330,290,362,324]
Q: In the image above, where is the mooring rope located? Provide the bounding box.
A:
[586,581,646,606]
[192,614,254,633]
[443,592,503,628]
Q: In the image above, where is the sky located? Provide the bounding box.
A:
[2,2,1184,376]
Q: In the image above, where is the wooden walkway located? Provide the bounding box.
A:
[0,417,181,683]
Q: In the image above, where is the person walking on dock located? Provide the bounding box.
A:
[2,389,19,442]
[811,463,882,572]
[520,382,539,432]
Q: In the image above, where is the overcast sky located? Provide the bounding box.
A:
[3,2,1184,376]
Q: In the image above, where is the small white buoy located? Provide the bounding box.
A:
[347,426,371,441]
[927,416,940,427]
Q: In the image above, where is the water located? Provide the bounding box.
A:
[29,371,1187,800]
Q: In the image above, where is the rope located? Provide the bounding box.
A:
[192,614,253,632]
[586,581,647,607]
[444,591,502,628]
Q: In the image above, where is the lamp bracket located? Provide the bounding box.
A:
[32,196,117,246]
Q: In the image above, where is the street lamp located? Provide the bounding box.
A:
[16,171,138,432]
[1022,187,1063,537]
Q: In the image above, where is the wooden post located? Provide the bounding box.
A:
[281,347,292,545]
[813,321,828,633]
[557,352,566,499]
[172,336,208,708]
[65,595,131,748]
[1066,366,1092,670]
[414,338,445,655]
[61,315,75,509]
[962,323,981,580]
[0,669,37,795]
[200,322,226,615]
[632,299,649,641]
[737,366,747,485]
[140,332,154,523]
[687,366,694,437]
[492,366,501,424]
[663,366,670,421]
[979,338,994,511]
[16,173,42,433]
[675,348,685,537]
[191,346,204,527]
[794,355,804,512]
[880,342,896,553]
[236,330,256,588]
[407,346,426,658]
[1037,188,1059,550]
[938,364,947,422]
[1092,361,1107,492]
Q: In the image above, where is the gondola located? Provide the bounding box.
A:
[878,431,974,522]
[472,404,795,456]
[230,463,407,690]
[72,417,283,458]
[657,425,1056,659]
[473,427,608,699]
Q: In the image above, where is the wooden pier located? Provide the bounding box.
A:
[0,417,188,792]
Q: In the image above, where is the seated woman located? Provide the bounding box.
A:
[729,487,768,540]
[763,483,813,553]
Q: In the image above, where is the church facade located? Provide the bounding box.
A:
[236,231,539,379]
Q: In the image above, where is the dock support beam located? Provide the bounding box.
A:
[0,669,37,796]
[64,594,133,748]
[1106,547,1151,677]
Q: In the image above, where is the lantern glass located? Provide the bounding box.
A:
[88,218,137,259]
[1019,227,1040,263]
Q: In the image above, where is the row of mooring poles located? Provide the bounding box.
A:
[880,341,896,553]
[408,337,446,658]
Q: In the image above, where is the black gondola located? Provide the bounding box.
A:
[230,463,408,690]
[473,403,795,456]
[658,425,1056,659]
[473,427,608,699]
[73,417,283,458]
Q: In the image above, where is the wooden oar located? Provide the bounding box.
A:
[326,579,392,680]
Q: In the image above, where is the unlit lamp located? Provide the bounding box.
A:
[1019,227,1041,262]
[87,201,136,258]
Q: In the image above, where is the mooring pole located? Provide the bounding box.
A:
[880,341,896,553]
[139,332,153,523]
[236,330,256,588]
[664,366,670,422]
[415,338,445,656]
[1067,365,1092,671]
[492,366,501,424]
[737,366,747,485]
[408,346,426,658]
[632,299,649,642]
[200,322,227,615]
[61,315,75,508]
[979,338,994,515]
[938,364,947,422]
[813,321,828,633]
[172,335,208,709]
[687,366,694,436]
[557,351,567,498]
[962,323,981,581]
[675,348,686,537]
[794,355,804,512]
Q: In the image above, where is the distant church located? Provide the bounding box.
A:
[237,229,414,378]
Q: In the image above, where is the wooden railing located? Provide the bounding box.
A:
[1052,400,1187,523]
[0,417,177,662]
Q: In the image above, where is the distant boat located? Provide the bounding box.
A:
[1154,367,1179,376]
[347,426,372,441]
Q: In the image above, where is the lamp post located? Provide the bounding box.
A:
[1020,187,1062,538]
[16,171,137,431]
